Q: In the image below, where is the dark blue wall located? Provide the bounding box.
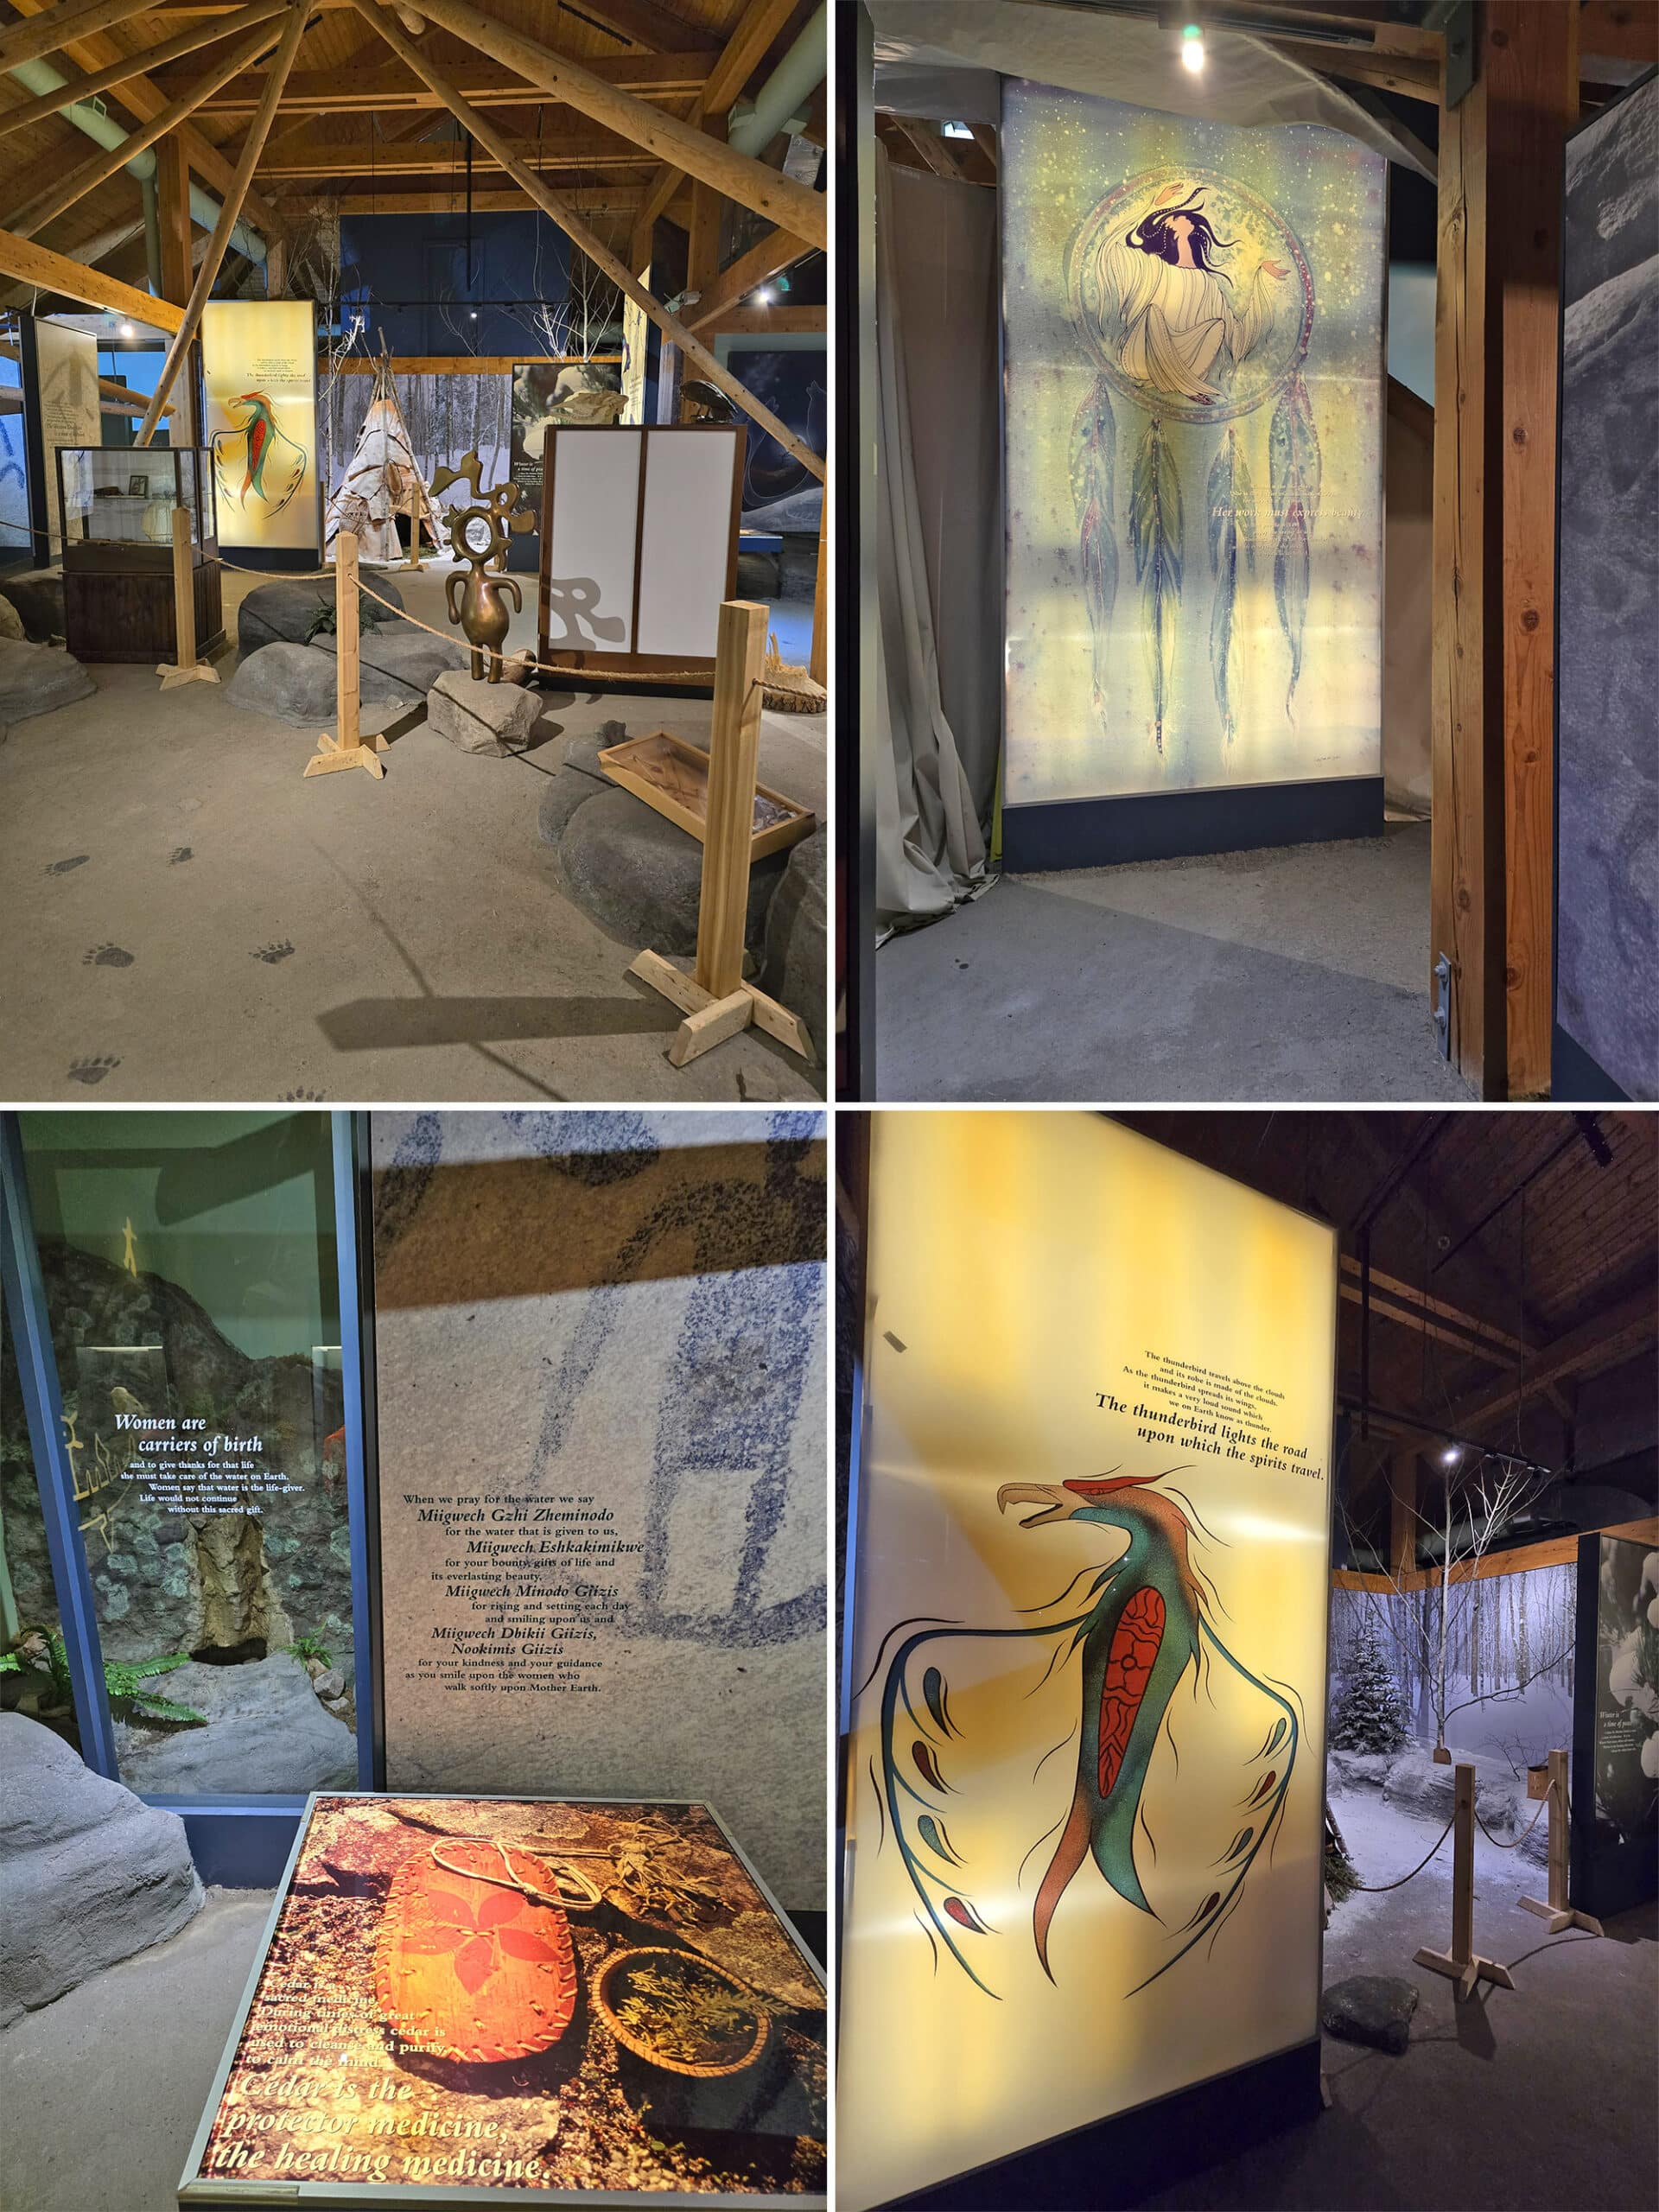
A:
[337,210,577,357]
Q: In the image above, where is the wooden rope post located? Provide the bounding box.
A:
[629,598,814,1068]
[1414,1762,1516,1999]
[156,501,218,690]
[1518,1749,1603,1936]
[303,530,385,780]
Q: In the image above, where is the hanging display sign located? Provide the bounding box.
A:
[838,1112,1337,2210]
[179,1792,827,2207]
[1001,84,1385,816]
[201,300,319,555]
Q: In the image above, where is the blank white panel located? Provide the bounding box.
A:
[635,429,738,658]
[546,429,642,650]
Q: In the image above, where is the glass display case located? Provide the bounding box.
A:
[55,444,216,570]
[54,445,223,662]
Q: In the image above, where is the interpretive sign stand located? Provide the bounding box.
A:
[178,1792,826,2209]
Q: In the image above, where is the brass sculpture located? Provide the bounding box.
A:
[430,449,534,681]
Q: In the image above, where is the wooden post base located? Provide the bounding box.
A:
[303,730,385,780]
[629,948,813,1068]
[156,658,219,691]
[1517,1895,1603,1936]
[1414,1944,1516,1999]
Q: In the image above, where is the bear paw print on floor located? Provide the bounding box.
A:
[251,942,296,964]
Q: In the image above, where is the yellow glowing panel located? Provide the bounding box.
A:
[838,1112,1336,2209]
[1002,82,1386,802]
[202,301,319,554]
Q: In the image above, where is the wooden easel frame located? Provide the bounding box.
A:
[1414,1761,1516,1999]
[1518,1749,1604,1937]
[630,599,813,1068]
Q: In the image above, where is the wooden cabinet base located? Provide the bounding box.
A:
[65,560,223,664]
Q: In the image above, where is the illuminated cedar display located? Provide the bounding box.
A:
[1002,84,1384,805]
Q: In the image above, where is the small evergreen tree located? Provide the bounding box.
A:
[1331,1620,1408,1752]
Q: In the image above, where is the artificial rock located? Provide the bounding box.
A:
[0,1715,202,2028]
[226,640,410,728]
[1382,1745,1519,1835]
[236,576,404,658]
[1321,1974,1420,2056]
[760,824,827,1059]
[112,1654,357,1796]
[426,668,543,755]
[0,637,96,730]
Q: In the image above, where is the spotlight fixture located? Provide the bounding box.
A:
[1180,20,1205,73]
[1441,1445,1461,1467]
[468,309,478,319]
[752,285,773,306]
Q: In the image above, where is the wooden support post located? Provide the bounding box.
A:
[628,599,813,1067]
[304,531,385,780]
[1519,1749,1604,1937]
[0,0,162,75]
[404,477,423,569]
[137,3,307,450]
[1414,1762,1516,1999]
[1429,1,1580,1097]
[343,0,824,485]
[809,489,828,690]
[156,502,218,690]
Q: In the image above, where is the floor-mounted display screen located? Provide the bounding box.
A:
[202,300,320,555]
[839,1113,1336,2209]
[1001,83,1385,807]
[1555,73,1657,1100]
[180,1793,827,2206]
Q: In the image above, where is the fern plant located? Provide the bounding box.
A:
[305,596,394,644]
[2,1629,206,1726]
[286,1633,333,1670]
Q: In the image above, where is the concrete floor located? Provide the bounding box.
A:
[876,822,1473,1103]
[0,564,824,1103]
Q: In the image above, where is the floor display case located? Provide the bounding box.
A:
[179,1792,827,2208]
[56,446,223,664]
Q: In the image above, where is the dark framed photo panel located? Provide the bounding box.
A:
[179,1793,827,2209]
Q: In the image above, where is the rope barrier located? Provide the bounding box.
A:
[1344,1811,1458,1892]
[1475,1786,1552,1852]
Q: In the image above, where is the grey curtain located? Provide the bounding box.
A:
[875,146,991,931]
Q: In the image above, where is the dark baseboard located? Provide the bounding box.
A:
[880,2037,1324,2210]
[223,547,324,574]
[1002,776,1384,872]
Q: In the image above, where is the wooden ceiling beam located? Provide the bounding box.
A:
[0,0,289,141]
[0,0,160,74]
[288,182,645,215]
[1449,1284,1657,1440]
[3,0,281,236]
[390,0,826,247]
[255,133,658,175]
[0,219,184,327]
[684,220,811,329]
[549,0,718,55]
[178,51,707,111]
[6,16,296,241]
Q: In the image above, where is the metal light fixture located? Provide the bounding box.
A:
[1180,19,1205,72]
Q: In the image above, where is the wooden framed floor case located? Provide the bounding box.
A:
[178,1791,827,2209]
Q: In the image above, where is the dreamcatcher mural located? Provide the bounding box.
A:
[1001,88,1384,808]
[1067,170,1317,753]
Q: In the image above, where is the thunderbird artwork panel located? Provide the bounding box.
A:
[181,1795,826,2205]
[1002,83,1386,804]
[202,300,319,554]
[838,1114,1337,2210]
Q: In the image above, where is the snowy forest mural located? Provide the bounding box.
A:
[1330,1565,1575,1776]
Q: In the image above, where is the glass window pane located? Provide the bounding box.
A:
[1,1267,81,1755]
[16,1111,356,1797]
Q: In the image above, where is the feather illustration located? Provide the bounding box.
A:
[1069,376,1118,719]
[1268,372,1321,721]
[1129,419,1184,752]
[1205,429,1257,745]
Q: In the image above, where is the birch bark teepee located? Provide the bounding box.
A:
[324,352,442,566]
